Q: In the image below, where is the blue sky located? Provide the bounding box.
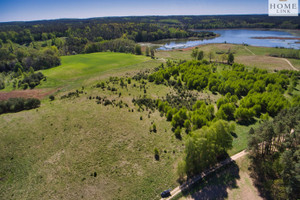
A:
[0,0,274,22]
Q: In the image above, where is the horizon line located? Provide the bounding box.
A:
[0,13,272,24]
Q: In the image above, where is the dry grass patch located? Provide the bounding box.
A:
[236,55,293,71]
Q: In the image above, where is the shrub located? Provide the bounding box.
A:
[152,123,157,133]
[24,98,40,110]
[154,148,160,160]
[49,95,55,101]
[175,127,182,139]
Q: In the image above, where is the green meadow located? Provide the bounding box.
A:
[39,52,150,89]
[0,45,298,200]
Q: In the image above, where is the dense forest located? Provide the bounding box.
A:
[1,14,299,74]
[248,106,300,200]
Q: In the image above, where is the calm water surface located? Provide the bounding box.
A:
[158,29,300,50]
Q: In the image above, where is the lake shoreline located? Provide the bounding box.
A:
[157,29,300,50]
[251,36,300,40]
[157,42,298,52]
[149,33,221,44]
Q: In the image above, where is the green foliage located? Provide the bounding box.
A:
[1,45,61,73]
[197,50,204,60]
[191,49,198,59]
[0,77,4,89]
[0,98,40,114]
[227,52,234,64]
[174,127,182,139]
[181,120,234,175]
[171,107,188,129]
[234,107,256,123]
[14,62,23,73]
[191,48,204,60]
[145,46,150,56]
[248,127,255,135]
[49,95,55,101]
[18,72,46,89]
[150,47,155,59]
[216,103,236,120]
[208,51,215,62]
[148,60,293,132]
[248,106,300,200]
[291,95,300,106]
[177,160,186,179]
[239,92,289,117]
[84,38,135,54]
[152,123,157,133]
[184,119,191,133]
[260,113,270,121]
[135,44,142,55]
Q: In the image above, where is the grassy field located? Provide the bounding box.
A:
[175,156,262,200]
[228,122,260,156]
[39,52,150,90]
[156,43,300,71]
[1,52,182,200]
[0,78,185,200]
[0,47,297,199]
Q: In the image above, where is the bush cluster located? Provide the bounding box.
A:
[0,98,40,114]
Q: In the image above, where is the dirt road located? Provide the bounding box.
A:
[244,46,298,71]
[162,150,248,200]
[281,58,299,71]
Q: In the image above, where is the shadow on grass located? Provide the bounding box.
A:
[237,118,257,126]
[230,131,238,138]
[180,161,240,200]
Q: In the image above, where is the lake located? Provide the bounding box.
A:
[158,29,300,50]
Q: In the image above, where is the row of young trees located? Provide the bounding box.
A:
[191,48,235,64]
[248,106,300,200]
[269,49,300,60]
[0,98,41,114]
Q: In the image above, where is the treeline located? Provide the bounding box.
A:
[1,15,297,72]
[0,19,216,70]
[0,15,298,43]
[248,106,300,200]
[269,49,300,60]
[0,98,41,114]
[84,38,136,54]
[0,45,60,72]
[0,20,216,45]
[181,15,300,29]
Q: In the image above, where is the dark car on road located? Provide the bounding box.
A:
[161,189,171,198]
